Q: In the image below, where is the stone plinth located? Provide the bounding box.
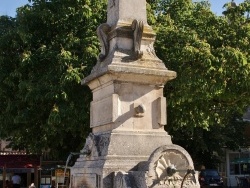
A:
[87,68,175,133]
[71,131,172,187]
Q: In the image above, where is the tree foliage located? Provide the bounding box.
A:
[148,0,250,167]
[0,0,106,159]
[0,0,249,166]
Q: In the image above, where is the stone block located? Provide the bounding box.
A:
[90,94,119,128]
[71,173,100,188]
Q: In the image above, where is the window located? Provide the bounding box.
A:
[40,170,52,185]
[41,177,51,185]
[229,152,250,175]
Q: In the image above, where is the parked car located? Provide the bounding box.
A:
[199,169,223,188]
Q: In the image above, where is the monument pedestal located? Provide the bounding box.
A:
[71,0,200,187]
[71,130,172,187]
[72,68,174,187]
[71,68,199,187]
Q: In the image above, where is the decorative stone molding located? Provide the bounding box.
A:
[134,103,146,117]
[97,23,111,61]
[80,133,96,156]
[131,19,144,59]
[80,133,111,158]
[146,145,198,188]
[97,19,144,62]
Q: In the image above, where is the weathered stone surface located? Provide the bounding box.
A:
[70,0,199,187]
[83,0,172,85]
[87,77,173,133]
[90,94,119,128]
[71,173,100,188]
[71,131,172,187]
[146,145,199,188]
[107,0,147,26]
[83,63,176,86]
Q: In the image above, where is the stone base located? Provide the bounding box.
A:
[70,131,200,188]
[71,130,172,188]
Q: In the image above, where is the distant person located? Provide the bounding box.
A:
[29,183,36,188]
[11,174,21,188]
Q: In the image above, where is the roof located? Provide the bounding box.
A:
[0,154,40,168]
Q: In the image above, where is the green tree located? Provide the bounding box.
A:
[0,0,250,167]
[0,0,106,159]
[149,0,250,167]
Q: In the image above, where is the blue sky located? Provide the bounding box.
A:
[0,0,245,17]
[0,0,29,17]
[210,0,244,15]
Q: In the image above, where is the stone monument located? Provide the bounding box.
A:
[70,0,200,187]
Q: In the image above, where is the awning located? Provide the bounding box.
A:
[0,154,40,168]
[231,158,250,164]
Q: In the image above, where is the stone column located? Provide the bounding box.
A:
[107,0,147,26]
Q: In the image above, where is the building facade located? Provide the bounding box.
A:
[0,141,69,188]
[0,140,40,188]
[222,108,250,187]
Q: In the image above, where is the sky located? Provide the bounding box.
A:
[0,0,246,17]
[210,0,244,15]
[0,0,29,17]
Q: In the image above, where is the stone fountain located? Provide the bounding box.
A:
[70,0,200,187]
